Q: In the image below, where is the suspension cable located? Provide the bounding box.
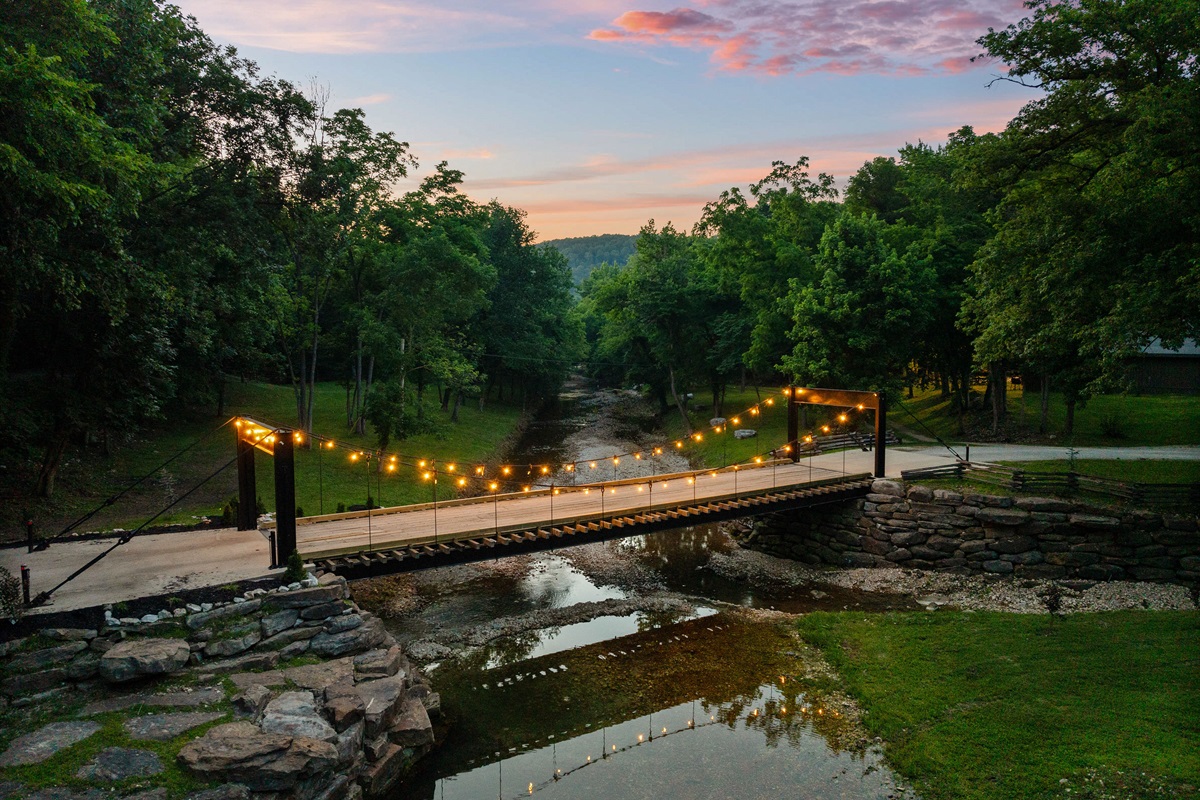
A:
[895,397,962,461]
[40,417,237,548]
[30,426,271,606]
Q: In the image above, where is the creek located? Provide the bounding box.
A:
[362,381,917,799]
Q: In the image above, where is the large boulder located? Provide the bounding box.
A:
[99,638,190,683]
[388,697,433,748]
[353,675,407,739]
[176,722,337,791]
[310,617,385,658]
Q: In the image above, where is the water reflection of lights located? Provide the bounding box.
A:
[445,688,843,799]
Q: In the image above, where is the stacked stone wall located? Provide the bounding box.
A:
[743,479,1200,584]
[0,574,435,800]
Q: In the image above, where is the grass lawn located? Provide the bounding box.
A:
[796,610,1200,800]
[996,459,1200,484]
[3,381,528,541]
[895,387,1200,447]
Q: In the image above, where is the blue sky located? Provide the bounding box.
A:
[177,0,1037,239]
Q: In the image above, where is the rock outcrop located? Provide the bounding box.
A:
[0,573,437,800]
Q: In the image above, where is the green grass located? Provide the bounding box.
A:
[662,386,857,469]
[895,387,1200,447]
[997,459,1200,484]
[3,381,528,540]
[795,610,1200,800]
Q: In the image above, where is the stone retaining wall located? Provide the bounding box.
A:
[740,479,1200,584]
[0,573,435,800]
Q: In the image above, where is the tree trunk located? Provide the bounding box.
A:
[1064,397,1076,436]
[668,365,692,435]
[352,333,363,428]
[989,361,1005,434]
[451,391,463,423]
[356,355,374,436]
[1040,376,1051,434]
[441,386,451,411]
[35,423,70,498]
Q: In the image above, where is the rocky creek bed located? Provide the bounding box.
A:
[0,573,438,800]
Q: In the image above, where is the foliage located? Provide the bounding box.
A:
[965,0,1200,408]
[282,549,306,583]
[796,610,1200,800]
[781,212,935,396]
[540,233,637,285]
[0,566,22,622]
[0,0,578,507]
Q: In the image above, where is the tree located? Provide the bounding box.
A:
[270,105,416,434]
[782,213,935,396]
[968,0,1200,416]
[694,159,839,380]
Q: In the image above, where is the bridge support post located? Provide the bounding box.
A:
[874,394,887,478]
[236,431,257,531]
[787,386,799,462]
[274,430,297,568]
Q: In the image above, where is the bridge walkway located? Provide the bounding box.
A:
[287,461,872,578]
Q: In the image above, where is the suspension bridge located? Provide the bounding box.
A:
[243,386,888,578]
[8,386,949,610]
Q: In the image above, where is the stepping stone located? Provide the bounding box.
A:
[0,721,101,767]
[80,687,225,716]
[124,712,227,741]
[76,747,163,781]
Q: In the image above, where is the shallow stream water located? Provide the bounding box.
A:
[368,381,917,799]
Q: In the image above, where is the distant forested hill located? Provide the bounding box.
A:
[541,234,637,285]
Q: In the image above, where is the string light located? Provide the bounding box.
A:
[447,464,456,472]
[476,466,485,475]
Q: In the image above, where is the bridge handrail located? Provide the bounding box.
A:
[262,457,797,530]
[300,472,873,559]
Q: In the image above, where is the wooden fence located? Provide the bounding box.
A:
[900,461,1200,511]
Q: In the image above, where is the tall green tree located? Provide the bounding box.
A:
[967,0,1200,427]
[782,212,935,396]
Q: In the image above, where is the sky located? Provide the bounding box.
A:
[176,0,1038,241]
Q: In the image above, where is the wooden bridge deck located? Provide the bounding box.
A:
[285,461,873,578]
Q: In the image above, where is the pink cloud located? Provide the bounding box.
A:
[589,0,1027,76]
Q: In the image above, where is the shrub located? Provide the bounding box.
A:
[0,566,23,622]
[336,502,346,513]
[283,550,306,583]
[1099,413,1126,439]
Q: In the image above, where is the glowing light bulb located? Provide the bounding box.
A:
[490,482,498,491]
[503,466,512,475]
[447,464,456,472]
[766,398,774,405]
[612,457,620,465]
[732,417,740,424]
[838,414,847,423]
[350,453,358,462]
[458,478,466,487]
[754,456,762,463]
[637,734,643,742]
[476,466,484,475]
[419,460,426,468]
[589,462,597,469]
[387,464,396,472]
[637,486,644,492]
[675,441,683,449]
[822,426,830,433]
[687,478,694,484]
[541,466,549,474]
[522,486,530,493]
